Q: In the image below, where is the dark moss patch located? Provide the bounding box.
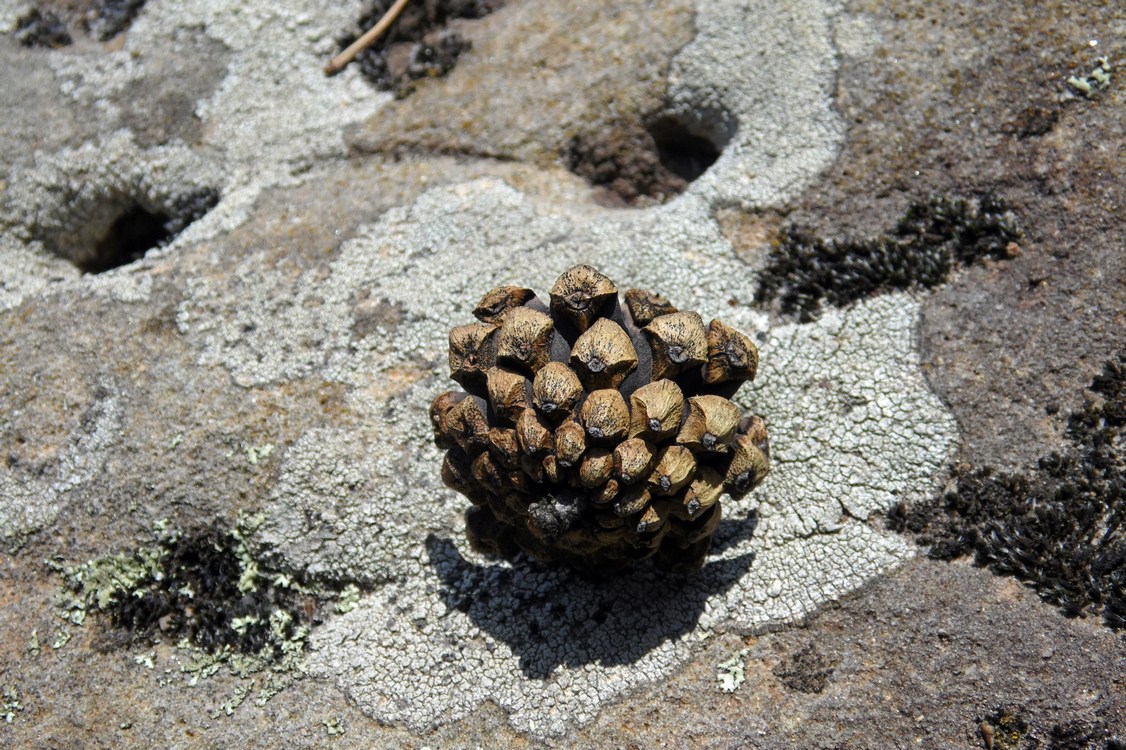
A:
[1046,720,1126,750]
[339,0,502,97]
[163,186,221,236]
[14,8,72,48]
[982,706,1032,750]
[754,194,1022,321]
[78,187,219,274]
[85,0,146,41]
[979,707,1124,750]
[13,0,145,46]
[56,520,355,660]
[771,643,834,694]
[890,352,1126,631]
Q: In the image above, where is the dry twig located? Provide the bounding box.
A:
[324,0,411,76]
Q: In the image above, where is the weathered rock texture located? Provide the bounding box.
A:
[0,0,1123,747]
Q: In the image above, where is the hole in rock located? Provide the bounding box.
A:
[647,114,722,184]
[82,204,171,274]
[567,110,729,206]
[74,187,220,274]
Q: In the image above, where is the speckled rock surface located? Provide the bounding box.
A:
[1,0,1123,748]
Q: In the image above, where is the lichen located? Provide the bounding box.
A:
[1067,56,1113,98]
[1,685,21,725]
[716,648,748,693]
[13,8,71,48]
[54,515,359,673]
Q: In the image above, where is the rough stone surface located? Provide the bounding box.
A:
[1,0,1124,747]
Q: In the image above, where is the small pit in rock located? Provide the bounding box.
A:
[647,114,721,184]
[338,0,504,97]
[772,643,835,694]
[71,187,219,274]
[567,113,726,206]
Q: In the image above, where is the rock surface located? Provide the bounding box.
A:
[0,0,1123,748]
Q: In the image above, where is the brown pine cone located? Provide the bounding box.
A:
[430,265,770,574]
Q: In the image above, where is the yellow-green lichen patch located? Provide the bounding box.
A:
[716,649,749,693]
[52,516,364,708]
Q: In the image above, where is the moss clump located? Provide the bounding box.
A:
[755,194,1021,321]
[771,643,834,694]
[338,0,502,97]
[890,352,1126,630]
[86,0,147,41]
[14,9,72,48]
[983,706,1031,750]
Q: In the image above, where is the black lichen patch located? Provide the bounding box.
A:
[1046,720,1126,750]
[14,0,146,45]
[14,8,72,48]
[56,520,351,660]
[85,0,147,42]
[78,187,219,274]
[339,0,502,97]
[890,352,1126,631]
[979,707,1124,750]
[771,643,834,694]
[755,194,1022,321]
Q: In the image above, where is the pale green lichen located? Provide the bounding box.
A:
[52,514,349,717]
[54,544,164,621]
[246,443,275,466]
[323,717,346,736]
[1068,56,1113,98]
[333,583,363,614]
[2,685,21,725]
[50,629,72,650]
[717,649,750,693]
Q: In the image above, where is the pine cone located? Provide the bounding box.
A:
[430,265,770,574]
